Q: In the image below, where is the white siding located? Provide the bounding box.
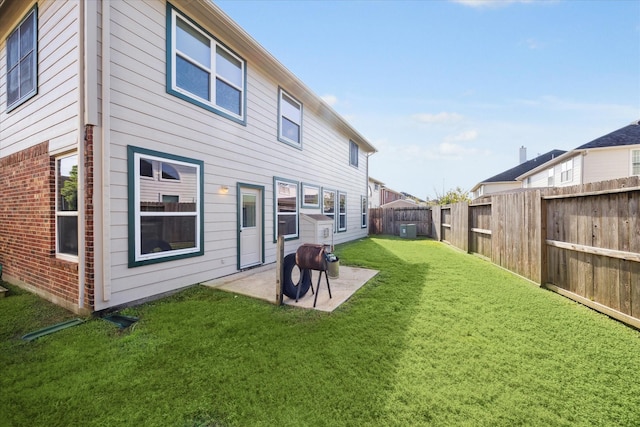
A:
[0,0,80,157]
[101,1,371,308]
[582,145,640,183]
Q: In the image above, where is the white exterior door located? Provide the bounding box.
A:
[240,187,262,268]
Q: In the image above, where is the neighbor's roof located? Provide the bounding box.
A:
[575,120,640,150]
[517,120,640,180]
[177,1,377,154]
[472,149,566,192]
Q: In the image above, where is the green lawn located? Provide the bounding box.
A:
[2,236,640,426]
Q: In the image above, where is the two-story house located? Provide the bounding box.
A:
[0,0,376,314]
[519,120,640,189]
[471,149,565,199]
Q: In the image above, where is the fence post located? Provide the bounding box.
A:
[539,194,548,286]
[275,235,284,305]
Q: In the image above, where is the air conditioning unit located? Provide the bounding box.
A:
[400,224,416,239]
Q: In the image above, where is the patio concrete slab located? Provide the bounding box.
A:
[202,263,378,312]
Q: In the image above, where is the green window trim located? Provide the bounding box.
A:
[127,145,204,267]
[166,2,247,125]
[273,176,300,242]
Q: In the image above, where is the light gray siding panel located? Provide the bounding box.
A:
[0,0,79,157]
[105,0,370,307]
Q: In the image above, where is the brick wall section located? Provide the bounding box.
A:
[0,141,80,311]
[84,125,95,310]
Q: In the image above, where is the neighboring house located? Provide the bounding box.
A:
[519,121,640,188]
[368,177,384,208]
[0,0,376,313]
[471,149,566,199]
[380,186,404,205]
[380,199,417,209]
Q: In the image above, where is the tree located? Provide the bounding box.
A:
[60,165,78,210]
[431,186,470,206]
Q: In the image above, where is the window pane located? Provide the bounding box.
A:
[19,12,35,58]
[20,52,35,95]
[277,214,297,237]
[281,117,300,143]
[58,155,78,212]
[339,215,346,230]
[281,93,301,123]
[176,55,210,100]
[323,192,335,214]
[242,194,257,228]
[303,187,319,206]
[176,18,211,68]
[58,216,78,256]
[7,31,19,67]
[140,159,153,177]
[161,163,180,180]
[7,68,19,106]
[215,78,241,115]
[141,216,196,253]
[216,46,242,88]
[339,194,346,213]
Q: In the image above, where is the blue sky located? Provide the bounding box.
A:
[215,0,640,200]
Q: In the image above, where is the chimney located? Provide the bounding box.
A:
[519,146,527,164]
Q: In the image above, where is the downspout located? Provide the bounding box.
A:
[101,0,112,302]
[77,0,86,309]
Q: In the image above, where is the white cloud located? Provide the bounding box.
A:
[410,112,463,124]
[523,38,543,50]
[445,129,479,143]
[321,94,338,106]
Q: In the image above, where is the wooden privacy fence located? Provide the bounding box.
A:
[369,207,432,236]
[432,177,640,328]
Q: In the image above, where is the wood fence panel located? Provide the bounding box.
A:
[469,203,492,259]
[368,207,432,237]
[432,206,442,240]
[441,207,452,243]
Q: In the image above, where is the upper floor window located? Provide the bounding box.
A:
[167,4,246,123]
[632,150,640,175]
[6,6,38,111]
[548,168,555,186]
[278,89,302,146]
[349,140,359,168]
[560,159,573,183]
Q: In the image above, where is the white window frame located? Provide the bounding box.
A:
[323,189,336,230]
[167,5,246,123]
[632,149,640,176]
[278,88,303,147]
[349,140,359,168]
[55,153,79,261]
[361,196,368,228]
[301,183,320,208]
[128,146,203,267]
[274,177,299,241]
[338,192,347,232]
[548,168,555,187]
[6,5,38,111]
[560,159,573,183]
